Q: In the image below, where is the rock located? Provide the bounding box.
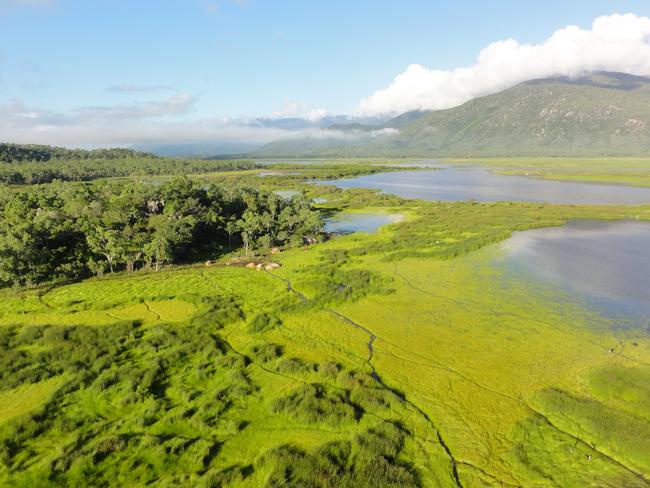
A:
[204,260,212,266]
[147,199,162,214]
[270,247,281,254]
[245,262,256,269]
[256,263,263,271]
[265,262,281,270]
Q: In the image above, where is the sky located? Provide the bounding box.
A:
[2,0,650,148]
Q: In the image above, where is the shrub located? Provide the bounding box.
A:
[248,313,282,333]
[253,422,418,488]
[275,358,316,376]
[271,383,358,425]
[318,362,341,379]
[350,386,393,413]
[249,343,283,363]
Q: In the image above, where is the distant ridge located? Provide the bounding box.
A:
[255,72,650,157]
[0,143,158,163]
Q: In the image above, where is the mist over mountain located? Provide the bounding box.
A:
[133,115,389,156]
[254,72,650,158]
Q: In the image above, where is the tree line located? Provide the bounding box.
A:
[0,178,323,287]
[0,157,260,185]
[0,143,158,163]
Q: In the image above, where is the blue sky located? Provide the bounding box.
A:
[2,0,650,146]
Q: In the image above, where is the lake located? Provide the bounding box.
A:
[325,213,403,234]
[273,190,300,199]
[498,220,650,325]
[317,166,650,204]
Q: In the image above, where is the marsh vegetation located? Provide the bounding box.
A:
[0,158,649,487]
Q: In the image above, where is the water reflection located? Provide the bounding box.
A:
[499,220,650,324]
[318,166,650,204]
[273,190,300,199]
[325,213,403,234]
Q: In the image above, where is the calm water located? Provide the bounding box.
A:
[499,220,650,324]
[257,161,329,165]
[325,213,402,234]
[318,166,650,204]
[273,190,300,199]
[258,171,301,177]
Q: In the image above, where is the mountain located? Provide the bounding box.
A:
[134,115,388,157]
[254,110,430,158]
[132,142,258,158]
[327,110,429,132]
[255,114,387,131]
[255,72,650,157]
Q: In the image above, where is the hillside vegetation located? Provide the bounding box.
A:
[257,72,650,157]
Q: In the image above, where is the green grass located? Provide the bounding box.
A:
[587,364,650,421]
[448,157,650,187]
[0,178,649,486]
[0,376,67,425]
[533,388,650,476]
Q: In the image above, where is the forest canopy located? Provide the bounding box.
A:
[0,177,323,288]
[0,143,262,184]
[0,143,158,163]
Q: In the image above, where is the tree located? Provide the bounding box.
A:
[224,216,239,249]
[0,179,324,288]
[144,235,172,271]
[85,227,124,274]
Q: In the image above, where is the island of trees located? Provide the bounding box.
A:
[0,177,323,288]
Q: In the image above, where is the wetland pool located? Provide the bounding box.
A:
[497,219,650,326]
[324,213,403,234]
[317,166,650,204]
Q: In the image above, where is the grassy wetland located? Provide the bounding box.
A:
[0,159,649,487]
[449,157,650,187]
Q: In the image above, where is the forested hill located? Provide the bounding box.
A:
[255,71,650,157]
[0,143,158,163]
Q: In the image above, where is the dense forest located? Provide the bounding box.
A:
[0,178,323,288]
[0,143,262,184]
[0,143,158,163]
[0,158,260,185]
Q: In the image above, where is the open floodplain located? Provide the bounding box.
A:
[1,160,649,487]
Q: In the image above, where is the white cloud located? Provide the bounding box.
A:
[359,13,650,116]
[369,128,399,138]
[0,94,200,144]
[0,96,339,148]
[269,100,329,122]
[75,94,196,121]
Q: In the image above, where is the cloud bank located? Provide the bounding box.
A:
[359,13,650,116]
[0,96,345,149]
[269,100,329,123]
